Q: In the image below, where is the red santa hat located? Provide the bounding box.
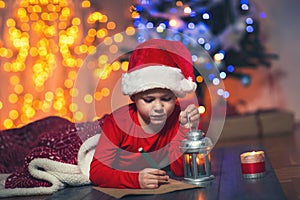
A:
[122,39,197,98]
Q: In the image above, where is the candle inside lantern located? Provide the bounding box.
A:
[180,129,215,184]
[240,150,266,179]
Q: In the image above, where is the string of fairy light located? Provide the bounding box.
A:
[131,0,266,99]
[0,0,137,129]
[0,0,265,129]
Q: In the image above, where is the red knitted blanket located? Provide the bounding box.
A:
[0,116,105,190]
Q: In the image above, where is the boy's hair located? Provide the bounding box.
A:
[122,39,197,98]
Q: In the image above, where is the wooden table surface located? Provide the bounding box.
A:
[218,124,300,200]
[5,125,300,200]
[41,144,286,200]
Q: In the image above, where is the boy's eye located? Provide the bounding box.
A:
[161,97,172,101]
[143,98,154,103]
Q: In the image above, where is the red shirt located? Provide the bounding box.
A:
[89,103,189,188]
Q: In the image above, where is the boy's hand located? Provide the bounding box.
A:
[179,104,200,129]
[138,168,169,189]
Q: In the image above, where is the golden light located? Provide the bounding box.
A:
[96,28,107,39]
[198,105,206,115]
[184,7,192,14]
[169,19,177,27]
[82,1,90,8]
[74,111,84,121]
[131,11,140,19]
[45,91,54,101]
[69,88,79,97]
[0,0,129,129]
[64,79,73,88]
[0,1,5,8]
[113,33,123,43]
[109,45,118,54]
[10,76,20,85]
[84,94,93,104]
[14,84,24,94]
[156,26,164,33]
[101,88,110,97]
[196,75,203,83]
[69,103,78,112]
[4,119,13,129]
[176,1,183,7]
[112,61,121,71]
[107,21,116,30]
[121,61,129,71]
[9,110,19,120]
[6,18,16,27]
[125,26,135,36]
[8,94,18,104]
[213,53,224,61]
[94,92,103,101]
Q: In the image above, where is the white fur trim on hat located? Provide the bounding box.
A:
[122,65,197,98]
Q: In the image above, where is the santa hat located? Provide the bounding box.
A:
[122,39,197,98]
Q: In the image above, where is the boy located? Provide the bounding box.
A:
[90,39,200,189]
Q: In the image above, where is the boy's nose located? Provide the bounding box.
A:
[153,103,163,111]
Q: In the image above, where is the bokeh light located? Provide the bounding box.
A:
[0,0,121,129]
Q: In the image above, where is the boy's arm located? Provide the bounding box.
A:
[90,156,140,188]
[89,117,141,189]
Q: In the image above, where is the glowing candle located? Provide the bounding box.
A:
[240,151,266,179]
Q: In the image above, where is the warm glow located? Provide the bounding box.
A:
[109,45,118,54]
[9,110,19,120]
[198,106,206,114]
[101,88,110,97]
[107,21,116,30]
[121,61,129,71]
[4,119,13,129]
[69,103,78,112]
[84,94,93,104]
[196,75,203,83]
[176,1,183,7]
[0,1,5,8]
[184,7,192,14]
[196,154,205,165]
[94,92,103,101]
[0,0,128,129]
[169,19,177,27]
[125,26,135,35]
[82,0,90,8]
[131,11,140,19]
[111,61,121,71]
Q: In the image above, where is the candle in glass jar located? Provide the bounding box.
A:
[240,151,266,179]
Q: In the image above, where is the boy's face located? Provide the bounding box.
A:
[132,88,177,127]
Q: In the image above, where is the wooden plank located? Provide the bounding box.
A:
[276,166,300,180]
[279,177,300,200]
[47,185,94,200]
[5,144,286,200]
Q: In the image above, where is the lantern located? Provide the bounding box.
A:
[180,129,215,184]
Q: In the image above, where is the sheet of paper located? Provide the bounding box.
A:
[93,179,202,199]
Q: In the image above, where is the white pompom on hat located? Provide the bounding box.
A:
[122,39,197,98]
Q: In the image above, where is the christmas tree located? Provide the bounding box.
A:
[129,0,277,104]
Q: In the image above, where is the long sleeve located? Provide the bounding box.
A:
[89,104,190,188]
[90,159,139,188]
[89,115,141,188]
